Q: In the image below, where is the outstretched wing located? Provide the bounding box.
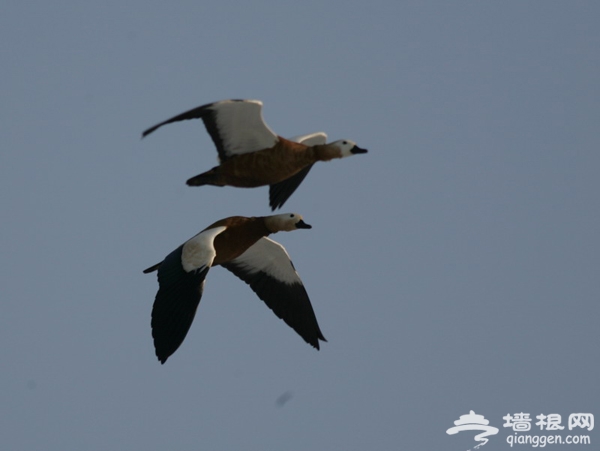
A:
[221,237,326,349]
[269,164,314,210]
[288,132,327,146]
[146,226,226,363]
[142,99,279,162]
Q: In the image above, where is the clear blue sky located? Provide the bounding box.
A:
[2,2,598,450]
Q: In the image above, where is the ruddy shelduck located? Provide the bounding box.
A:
[142,99,368,209]
[143,213,325,363]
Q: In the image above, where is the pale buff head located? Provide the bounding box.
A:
[264,213,312,233]
[330,139,369,158]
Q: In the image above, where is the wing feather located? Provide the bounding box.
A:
[221,237,326,349]
[269,164,314,210]
[288,132,327,146]
[148,226,226,363]
[142,99,278,162]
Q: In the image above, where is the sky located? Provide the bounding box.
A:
[1,1,599,450]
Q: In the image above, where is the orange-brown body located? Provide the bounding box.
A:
[187,137,343,187]
[204,216,271,265]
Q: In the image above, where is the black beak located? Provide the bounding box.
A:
[296,220,312,229]
[351,145,368,154]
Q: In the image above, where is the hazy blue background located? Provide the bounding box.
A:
[2,2,598,450]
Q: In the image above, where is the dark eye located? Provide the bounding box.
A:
[289,214,295,218]
[343,141,348,145]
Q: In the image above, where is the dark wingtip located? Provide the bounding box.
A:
[312,335,327,350]
[143,262,161,274]
[351,145,368,155]
[141,125,160,139]
[269,196,287,211]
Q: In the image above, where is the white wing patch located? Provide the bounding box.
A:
[181,226,227,273]
[229,237,302,285]
[211,100,278,157]
[289,132,327,146]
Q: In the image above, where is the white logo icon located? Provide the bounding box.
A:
[447,410,499,450]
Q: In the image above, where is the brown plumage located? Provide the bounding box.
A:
[142,99,368,209]
[143,213,326,363]
[187,137,345,187]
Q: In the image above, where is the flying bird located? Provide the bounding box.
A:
[142,99,368,209]
[143,213,325,363]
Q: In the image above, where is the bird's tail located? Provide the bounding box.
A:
[186,168,222,187]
